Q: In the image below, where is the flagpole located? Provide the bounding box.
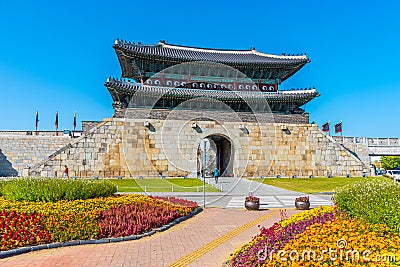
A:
[73,112,77,131]
[55,111,59,136]
[35,111,39,135]
[340,120,343,137]
[328,121,331,136]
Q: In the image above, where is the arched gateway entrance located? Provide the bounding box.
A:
[197,135,234,177]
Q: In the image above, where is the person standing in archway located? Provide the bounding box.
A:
[214,167,219,184]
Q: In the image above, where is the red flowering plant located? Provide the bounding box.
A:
[245,194,260,203]
[295,196,309,202]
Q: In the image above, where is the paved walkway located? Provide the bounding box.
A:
[0,208,301,267]
[149,177,333,208]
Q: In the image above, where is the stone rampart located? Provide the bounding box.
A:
[29,117,366,178]
[0,135,71,176]
[123,108,309,124]
[82,121,102,132]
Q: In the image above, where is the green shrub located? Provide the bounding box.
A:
[334,179,400,232]
[0,179,6,196]
[1,178,117,202]
[381,156,400,170]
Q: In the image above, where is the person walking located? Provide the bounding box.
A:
[213,167,219,184]
[63,165,69,178]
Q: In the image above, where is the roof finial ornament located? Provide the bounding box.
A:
[159,40,166,44]
[250,47,255,50]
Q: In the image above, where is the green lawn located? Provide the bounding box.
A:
[249,176,389,194]
[104,178,220,193]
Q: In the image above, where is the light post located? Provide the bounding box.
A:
[200,139,210,208]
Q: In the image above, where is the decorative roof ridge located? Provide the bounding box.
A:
[106,76,136,83]
[114,39,157,48]
[114,39,309,60]
[281,88,318,94]
[251,50,308,60]
[161,43,255,55]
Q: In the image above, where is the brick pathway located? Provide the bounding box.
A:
[0,208,300,267]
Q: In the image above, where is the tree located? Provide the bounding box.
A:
[380,156,400,170]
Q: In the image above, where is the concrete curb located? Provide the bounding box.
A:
[0,207,203,259]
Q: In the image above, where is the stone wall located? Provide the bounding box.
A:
[30,119,133,178]
[0,135,71,176]
[335,141,371,167]
[82,121,102,132]
[122,108,309,124]
[29,117,366,178]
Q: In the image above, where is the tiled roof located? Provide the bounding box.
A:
[105,78,319,105]
[113,39,310,65]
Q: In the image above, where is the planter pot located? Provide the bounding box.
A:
[245,201,260,211]
[295,201,310,210]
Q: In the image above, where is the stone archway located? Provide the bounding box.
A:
[198,135,233,177]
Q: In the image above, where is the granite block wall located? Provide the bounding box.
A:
[29,117,366,178]
[0,135,71,176]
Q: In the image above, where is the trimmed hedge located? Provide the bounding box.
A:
[1,178,117,202]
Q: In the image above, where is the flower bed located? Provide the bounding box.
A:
[272,217,400,266]
[0,210,51,251]
[0,194,198,251]
[230,207,336,266]
[151,196,198,209]
[230,178,400,267]
[230,206,400,266]
[99,202,180,238]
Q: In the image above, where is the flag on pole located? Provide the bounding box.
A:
[334,121,342,134]
[322,122,330,132]
[35,111,39,131]
[73,112,77,131]
[55,111,59,132]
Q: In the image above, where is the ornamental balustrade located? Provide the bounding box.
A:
[332,136,400,146]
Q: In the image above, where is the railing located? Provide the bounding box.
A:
[332,136,400,146]
[0,177,222,192]
[196,176,224,191]
[116,185,208,193]
[116,183,224,192]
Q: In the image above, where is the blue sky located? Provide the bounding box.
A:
[0,0,399,137]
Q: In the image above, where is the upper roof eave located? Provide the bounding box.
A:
[104,78,320,101]
[113,39,310,65]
